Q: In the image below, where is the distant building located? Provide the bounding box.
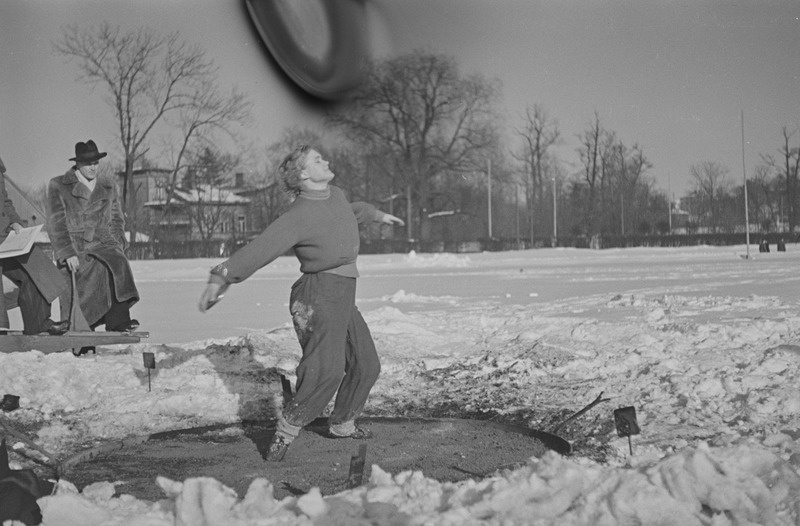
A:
[123,168,261,242]
[143,185,251,242]
[669,199,690,234]
[119,167,173,238]
[423,210,483,243]
[228,175,284,239]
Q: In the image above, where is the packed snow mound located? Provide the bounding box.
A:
[403,250,472,267]
[382,289,459,304]
[36,443,800,525]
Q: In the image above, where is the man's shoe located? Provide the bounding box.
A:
[72,346,95,357]
[110,319,139,332]
[265,434,292,462]
[41,318,69,336]
[328,426,373,440]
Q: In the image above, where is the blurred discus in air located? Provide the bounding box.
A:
[244,0,390,100]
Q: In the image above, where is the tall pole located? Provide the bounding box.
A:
[552,176,557,243]
[487,158,492,239]
[406,184,412,242]
[741,110,750,259]
[667,173,672,235]
[515,184,520,246]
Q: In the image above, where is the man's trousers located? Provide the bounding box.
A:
[282,272,380,428]
[0,246,66,334]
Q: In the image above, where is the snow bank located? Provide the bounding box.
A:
[403,250,472,268]
[36,443,799,525]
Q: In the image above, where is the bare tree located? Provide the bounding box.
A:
[761,126,800,231]
[54,23,215,228]
[609,141,651,235]
[747,164,777,231]
[186,149,238,244]
[156,148,242,255]
[328,50,501,240]
[689,160,729,232]
[575,112,605,235]
[512,104,561,241]
[158,78,251,240]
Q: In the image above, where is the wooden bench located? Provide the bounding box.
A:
[0,331,149,354]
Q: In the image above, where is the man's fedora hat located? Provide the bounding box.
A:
[69,140,107,163]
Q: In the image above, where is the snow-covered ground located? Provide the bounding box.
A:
[2,245,800,525]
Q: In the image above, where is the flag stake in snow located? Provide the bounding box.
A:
[613,406,640,456]
[142,352,156,392]
[347,443,368,489]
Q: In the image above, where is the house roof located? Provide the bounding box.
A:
[121,168,173,176]
[145,184,251,207]
[35,229,151,243]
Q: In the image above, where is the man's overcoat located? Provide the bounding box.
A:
[0,171,66,329]
[46,168,139,326]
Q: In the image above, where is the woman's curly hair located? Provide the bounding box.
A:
[278,144,311,198]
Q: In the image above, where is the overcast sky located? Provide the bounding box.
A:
[2,0,798,199]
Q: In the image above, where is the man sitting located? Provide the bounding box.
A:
[0,158,68,335]
[46,140,140,338]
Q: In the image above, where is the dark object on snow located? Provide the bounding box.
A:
[143,351,156,392]
[142,352,155,369]
[759,238,770,253]
[614,406,640,456]
[0,438,54,526]
[542,391,611,456]
[552,391,610,434]
[777,238,786,252]
[0,394,19,412]
[614,406,640,437]
[346,443,368,488]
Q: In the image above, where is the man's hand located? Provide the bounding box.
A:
[9,222,22,234]
[66,256,80,273]
[198,282,229,313]
[381,213,405,226]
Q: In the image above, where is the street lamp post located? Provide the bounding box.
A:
[667,173,672,235]
[741,110,751,259]
[515,184,520,246]
[487,158,492,239]
[552,176,557,244]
